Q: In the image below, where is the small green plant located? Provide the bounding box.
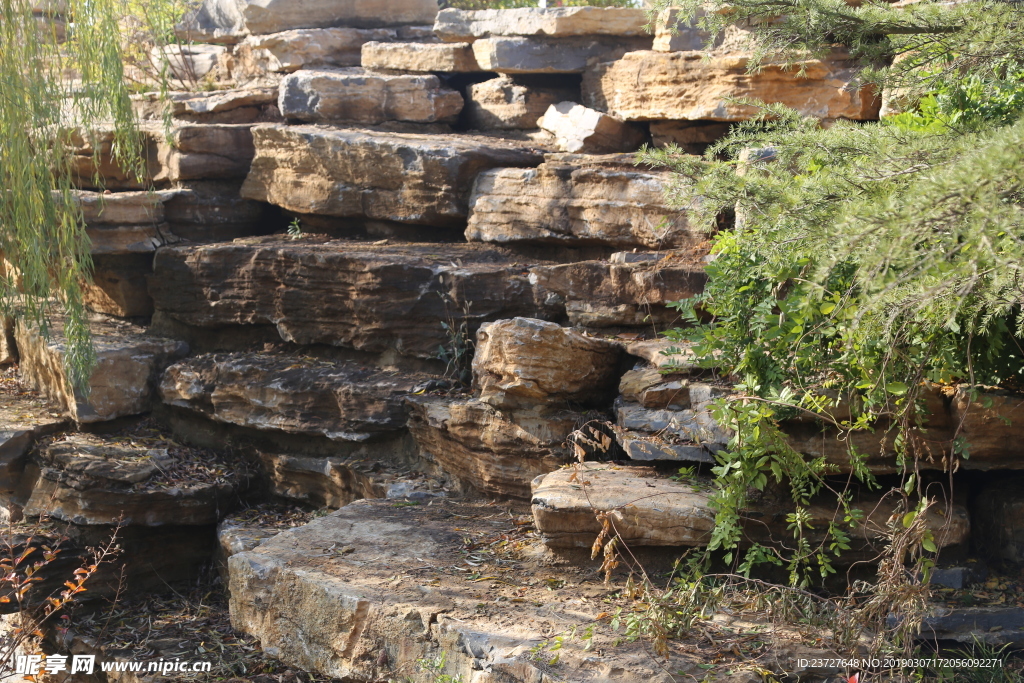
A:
[286,218,304,240]
[435,280,474,387]
[416,652,463,683]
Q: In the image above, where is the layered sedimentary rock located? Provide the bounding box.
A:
[532,464,971,551]
[75,189,180,255]
[472,36,651,74]
[407,396,578,499]
[465,75,579,130]
[530,257,708,326]
[537,102,644,153]
[236,28,395,74]
[160,352,430,441]
[615,396,731,447]
[472,317,621,409]
[467,154,698,249]
[163,180,272,242]
[134,87,281,124]
[650,120,732,151]
[583,51,880,122]
[361,41,481,72]
[16,316,188,423]
[278,68,463,124]
[151,238,558,358]
[82,255,157,318]
[258,452,389,508]
[434,7,651,41]
[240,125,544,226]
[0,377,68,492]
[178,0,438,43]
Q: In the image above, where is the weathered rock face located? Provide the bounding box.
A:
[160,352,429,441]
[951,387,1024,469]
[472,36,651,74]
[258,452,386,508]
[82,254,156,317]
[583,51,880,122]
[178,0,438,43]
[75,190,180,255]
[0,372,68,492]
[151,44,228,81]
[361,41,480,72]
[530,258,708,327]
[472,318,621,409]
[650,120,732,151]
[434,7,651,41]
[240,125,544,226]
[532,464,971,552]
[163,180,273,243]
[465,75,579,130]
[0,318,16,366]
[16,316,189,423]
[151,238,557,359]
[279,68,463,124]
[236,27,395,74]
[134,87,281,124]
[616,395,731,448]
[538,102,645,153]
[972,476,1024,563]
[619,367,690,409]
[15,433,250,526]
[467,154,699,249]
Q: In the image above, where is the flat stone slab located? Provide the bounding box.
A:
[133,87,281,124]
[465,75,579,130]
[228,498,682,683]
[0,368,67,492]
[15,431,252,526]
[531,464,970,552]
[434,7,652,41]
[530,257,708,327]
[467,154,701,249]
[160,352,433,441]
[584,50,880,122]
[16,315,189,423]
[915,607,1024,646]
[361,41,481,72]
[237,27,397,74]
[240,124,545,226]
[151,237,559,359]
[406,395,578,499]
[472,36,652,74]
[279,68,464,124]
[72,189,181,255]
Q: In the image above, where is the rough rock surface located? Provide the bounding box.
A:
[537,101,645,153]
[178,0,438,43]
[74,190,180,255]
[950,387,1024,469]
[434,7,651,41]
[472,36,651,74]
[228,498,685,683]
[236,27,395,74]
[465,75,579,130]
[151,44,228,81]
[407,396,579,499]
[82,254,157,318]
[583,51,880,122]
[0,318,15,366]
[163,180,272,243]
[134,87,281,124]
[615,396,732,447]
[650,120,732,151]
[619,367,690,409]
[15,433,249,526]
[160,352,431,441]
[279,68,464,124]
[16,316,188,423]
[258,452,386,508]
[0,371,68,493]
[530,257,708,327]
[467,154,699,249]
[240,125,544,226]
[532,464,970,551]
[151,238,558,359]
[653,7,716,52]
[361,41,481,72]
[472,318,622,409]
[971,476,1024,564]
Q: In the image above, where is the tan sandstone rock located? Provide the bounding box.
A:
[537,101,645,153]
[467,154,700,249]
[583,51,880,122]
[650,120,732,152]
[434,7,651,41]
[465,75,579,129]
[406,396,578,499]
[133,87,280,124]
[82,255,156,317]
[236,27,395,74]
[361,41,481,72]
[472,36,651,74]
[278,68,464,124]
[0,317,15,366]
[151,238,559,359]
[472,318,622,409]
[16,315,188,423]
[240,125,544,226]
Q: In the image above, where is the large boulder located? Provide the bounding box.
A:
[16,315,188,423]
[278,68,463,124]
[151,238,559,359]
[360,40,481,72]
[434,7,651,41]
[464,75,579,130]
[472,317,621,409]
[467,153,698,250]
[160,352,431,441]
[583,51,880,122]
[471,36,651,74]
[240,125,544,226]
[178,0,439,44]
[406,396,579,499]
[236,27,396,74]
[537,101,645,154]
